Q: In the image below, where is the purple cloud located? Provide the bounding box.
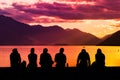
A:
[0,9,10,15]
[0,0,118,24]
[11,1,120,20]
[12,2,85,19]
[13,14,35,23]
[96,0,120,11]
[36,2,73,11]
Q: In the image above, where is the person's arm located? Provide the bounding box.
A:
[35,54,37,63]
[76,54,80,66]
[103,53,105,66]
[10,54,12,66]
[103,53,105,61]
[39,54,42,65]
[87,53,91,66]
[54,54,57,62]
[49,54,54,64]
[65,55,66,63]
[19,54,21,64]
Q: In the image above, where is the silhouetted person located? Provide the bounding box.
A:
[40,48,54,69]
[27,48,37,70]
[90,49,106,80]
[77,49,90,70]
[91,48,105,69]
[96,48,105,67]
[55,48,66,69]
[10,48,21,69]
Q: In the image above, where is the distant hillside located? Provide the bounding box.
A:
[98,31,120,46]
[98,34,112,44]
[0,15,100,45]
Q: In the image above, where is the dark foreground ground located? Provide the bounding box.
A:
[0,67,120,80]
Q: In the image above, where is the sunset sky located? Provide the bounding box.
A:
[0,0,120,38]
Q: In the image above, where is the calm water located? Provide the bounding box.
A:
[0,46,120,67]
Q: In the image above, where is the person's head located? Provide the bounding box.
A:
[12,48,18,53]
[81,49,86,53]
[97,48,102,53]
[60,48,64,53]
[30,48,35,53]
[43,48,48,53]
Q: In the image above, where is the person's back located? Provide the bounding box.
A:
[10,48,21,68]
[40,48,53,68]
[91,48,105,72]
[55,48,66,68]
[95,48,105,67]
[79,52,89,67]
[27,48,37,69]
[28,54,37,64]
[77,49,90,69]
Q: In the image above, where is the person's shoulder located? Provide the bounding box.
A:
[28,53,31,55]
[57,52,59,54]
[55,53,59,57]
[10,53,13,57]
[63,53,66,56]
[86,52,89,55]
[18,53,20,55]
[102,53,105,56]
[33,53,37,57]
[102,52,104,54]
[78,52,81,55]
[34,53,37,55]
[55,53,58,55]
[10,52,13,55]
[47,53,51,55]
[40,53,43,55]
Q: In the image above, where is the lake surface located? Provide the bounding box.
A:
[0,46,120,67]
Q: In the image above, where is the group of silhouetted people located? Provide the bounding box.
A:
[76,48,105,71]
[10,48,105,71]
[10,48,67,70]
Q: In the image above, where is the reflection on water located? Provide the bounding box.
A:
[0,46,120,67]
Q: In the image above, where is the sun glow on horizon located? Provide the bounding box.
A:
[28,19,120,38]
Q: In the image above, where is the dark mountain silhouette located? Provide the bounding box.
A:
[0,15,32,45]
[101,34,112,41]
[98,34,112,44]
[99,31,120,46]
[0,15,100,45]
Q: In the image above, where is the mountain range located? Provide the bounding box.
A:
[98,31,120,46]
[0,15,120,45]
[0,15,101,45]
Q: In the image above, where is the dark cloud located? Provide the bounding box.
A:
[4,0,118,22]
